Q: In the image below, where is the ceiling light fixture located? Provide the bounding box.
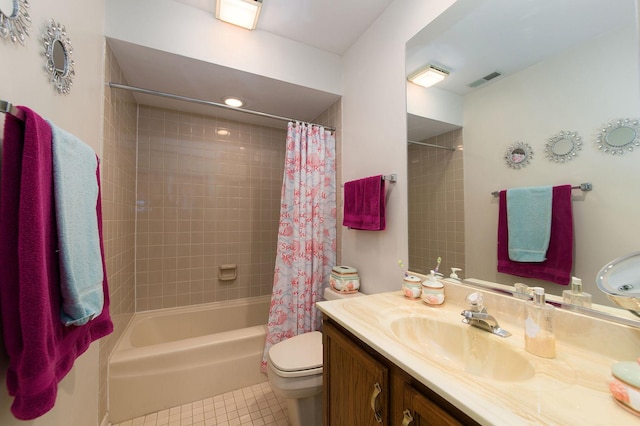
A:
[215,0,263,30]
[223,97,244,107]
[408,64,449,89]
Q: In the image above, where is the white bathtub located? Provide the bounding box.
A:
[108,295,271,423]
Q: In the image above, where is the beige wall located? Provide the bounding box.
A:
[0,1,107,425]
[341,0,457,294]
[134,106,286,310]
[100,44,138,421]
[408,129,464,277]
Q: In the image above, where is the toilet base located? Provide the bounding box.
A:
[285,393,322,426]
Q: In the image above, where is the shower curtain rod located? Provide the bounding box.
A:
[108,82,336,132]
[408,140,456,151]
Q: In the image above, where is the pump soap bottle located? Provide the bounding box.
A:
[562,276,592,308]
[524,287,556,359]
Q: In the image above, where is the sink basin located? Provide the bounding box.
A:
[389,315,535,382]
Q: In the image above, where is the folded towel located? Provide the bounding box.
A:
[0,107,113,420]
[507,185,553,262]
[497,185,574,285]
[49,121,104,326]
[343,175,386,230]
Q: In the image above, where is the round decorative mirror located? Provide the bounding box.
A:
[504,142,533,169]
[42,19,75,94]
[544,130,582,163]
[596,118,640,155]
[0,0,31,45]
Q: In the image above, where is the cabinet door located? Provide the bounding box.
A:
[323,320,389,425]
[400,384,463,426]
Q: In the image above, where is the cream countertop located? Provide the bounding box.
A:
[317,282,640,425]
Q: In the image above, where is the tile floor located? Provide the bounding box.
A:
[111,382,291,426]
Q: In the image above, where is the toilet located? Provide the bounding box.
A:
[267,287,365,426]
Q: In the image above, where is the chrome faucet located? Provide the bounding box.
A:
[460,292,511,338]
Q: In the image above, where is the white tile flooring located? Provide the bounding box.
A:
[111,382,291,426]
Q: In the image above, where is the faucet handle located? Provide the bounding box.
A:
[465,292,484,312]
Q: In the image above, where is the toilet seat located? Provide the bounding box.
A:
[268,331,323,378]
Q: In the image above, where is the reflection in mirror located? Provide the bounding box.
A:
[0,0,30,44]
[52,39,66,74]
[504,142,532,169]
[406,0,640,324]
[0,0,16,17]
[596,118,640,154]
[43,19,75,94]
[544,131,582,163]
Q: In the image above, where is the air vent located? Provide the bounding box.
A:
[468,71,502,88]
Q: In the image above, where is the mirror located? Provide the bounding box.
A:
[596,118,640,154]
[544,131,582,163]
[0,0,30,45]
[504,142,533,169]
[43,19,75,94]
[406,0,640,325]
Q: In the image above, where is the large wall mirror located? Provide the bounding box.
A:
[406,0,640,320]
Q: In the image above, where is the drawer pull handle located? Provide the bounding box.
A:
[402,409,414,426]
[370,382,383,423]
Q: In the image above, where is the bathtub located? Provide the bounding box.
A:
[108,295,271,423]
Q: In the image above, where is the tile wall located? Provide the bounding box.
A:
[100,44,138,420]
[312,99,342,265]
[407,129,465,277]
[134,106,287,310]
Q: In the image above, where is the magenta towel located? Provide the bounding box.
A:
[497,185,574,285]
[0,107,113,420]
[343,175,386,230]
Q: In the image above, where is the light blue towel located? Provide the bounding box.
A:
[49,121,104,326]
[506,185,553,262]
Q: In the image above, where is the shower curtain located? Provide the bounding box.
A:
[261,122,336,372]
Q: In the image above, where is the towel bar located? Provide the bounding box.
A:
[491,183,592,197]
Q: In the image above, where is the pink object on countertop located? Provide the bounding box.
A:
[343,175,386,230]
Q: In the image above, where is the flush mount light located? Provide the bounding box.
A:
[216,128,231,136]
[223,97,243,107]
[215,0,262,30]
[408,64,449,89]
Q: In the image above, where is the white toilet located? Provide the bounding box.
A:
[267,287,364,426]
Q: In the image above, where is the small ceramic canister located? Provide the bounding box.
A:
[422,279,445,305]
[402,275,422,299]
[609,359,640,416]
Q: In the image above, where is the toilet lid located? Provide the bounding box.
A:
[268,331,323,373]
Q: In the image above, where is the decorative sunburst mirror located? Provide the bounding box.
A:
[504,141,533,169]
[42,19,75,94]
[0,0,30,44]
[595,118,640,155]
[544,131,582,163]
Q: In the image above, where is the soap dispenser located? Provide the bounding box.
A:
[562,276,592,308]
[524,287,556,359]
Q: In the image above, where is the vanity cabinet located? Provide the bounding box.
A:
[323,316,478,426]
[323,318,389,425]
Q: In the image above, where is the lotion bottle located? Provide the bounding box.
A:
[562,276,592,308]
[524,287,556,358]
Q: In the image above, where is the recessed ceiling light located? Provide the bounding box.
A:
[215,0,262,30]
[223,97,244,107]
[408,64,449,88]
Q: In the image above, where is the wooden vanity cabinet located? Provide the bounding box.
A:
[323,316,478,426]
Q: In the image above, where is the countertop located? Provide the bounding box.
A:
[317,284,640,425]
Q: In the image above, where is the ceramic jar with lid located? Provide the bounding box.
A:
[402,275,422,299]
[329,266,360,293]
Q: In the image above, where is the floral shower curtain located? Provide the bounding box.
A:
[261,122,336,372]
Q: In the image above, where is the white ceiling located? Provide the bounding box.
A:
[175,0,396,55]
[109,0,395,128]
[406,0,635,142]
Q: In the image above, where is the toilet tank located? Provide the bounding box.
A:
[323,287,366,301]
